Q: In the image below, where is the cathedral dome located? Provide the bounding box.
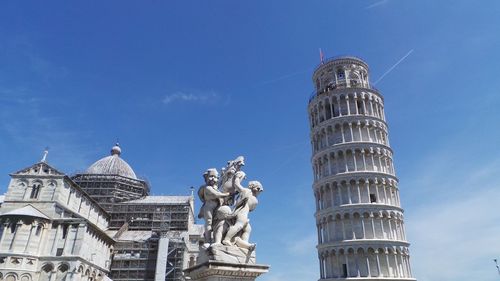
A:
[86,143,137,179]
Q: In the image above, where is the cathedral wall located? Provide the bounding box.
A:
[4,176,108,231]
[0,163,116,281]
[54,182,107,230]
[77,228,111,270]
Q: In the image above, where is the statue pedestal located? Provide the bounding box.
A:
[198,244,256,264]
[185,260,269,281]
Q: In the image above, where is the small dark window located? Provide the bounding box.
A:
[36,225,43,236]
[342,264,348,277]
[56,248,64,256]
[10,224,16,234]
[370,194,377,203]
[62,225,69,239]
[338,70,344,79]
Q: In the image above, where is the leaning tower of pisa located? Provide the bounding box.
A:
[308,56,416,280]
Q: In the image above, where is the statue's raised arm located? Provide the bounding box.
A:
[220,156,245,195]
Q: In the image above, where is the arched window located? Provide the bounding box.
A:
[30,184,41,199]
[56,264,69,281]
[20,275,31,281]
[58,264,69,272]
[337,69,344,79]
[42,264,54,273]
[41,264,54,281]
[356,100,364,114]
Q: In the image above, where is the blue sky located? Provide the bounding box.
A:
[1,1,500,280]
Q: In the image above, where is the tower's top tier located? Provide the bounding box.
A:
[312,56,370,93]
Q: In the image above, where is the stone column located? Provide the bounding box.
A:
[329,98,334,119]
[24,223,35,253]
[71,224,87,255]
[155,236,169,281]
[51,224,61,255]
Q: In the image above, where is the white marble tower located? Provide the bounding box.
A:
[308,56,416,280]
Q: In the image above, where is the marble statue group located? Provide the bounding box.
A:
[197,156,263,251]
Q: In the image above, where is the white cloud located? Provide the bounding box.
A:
[162,90,221,105]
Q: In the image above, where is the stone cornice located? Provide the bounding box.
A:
[316,239,411,251]
[308,86,384,106]
[184,260,269,280]
[315,204,404,218]
[311,142,394,161]
[313,172,399,187]
[0,254,110,273]
[310,114,388,135]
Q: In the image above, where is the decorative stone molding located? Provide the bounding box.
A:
[185,261,269,281]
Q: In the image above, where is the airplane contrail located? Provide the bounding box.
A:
[365,0,389,10]
[259,69,311,86]
[373,49,414,85]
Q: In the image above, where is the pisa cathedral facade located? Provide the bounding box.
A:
[0,145,202,281]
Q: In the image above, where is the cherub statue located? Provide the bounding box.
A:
[197,168,230,246]
[221,171,263,250]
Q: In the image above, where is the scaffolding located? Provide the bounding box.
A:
[108,202,190,231]
[165,239,185,281]
[72,173,150,212]
[110,230,187,281]
[71,173,192,281]
[110,238,158,281]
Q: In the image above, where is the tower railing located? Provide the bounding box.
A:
[313,55,369,73]
[309,83,380,103]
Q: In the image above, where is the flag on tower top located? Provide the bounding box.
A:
[319,48,325,64]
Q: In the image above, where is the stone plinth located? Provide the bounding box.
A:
[185,260,269,281]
